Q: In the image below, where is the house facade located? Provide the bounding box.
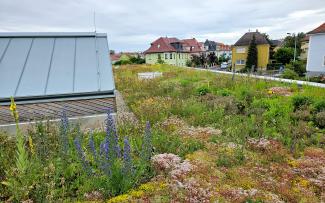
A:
[232,31,270,70]
[144,37,203,67]
[300,36,309,61]
[306,23,325,76]
[203,40,232,58]
[217,44,232,58]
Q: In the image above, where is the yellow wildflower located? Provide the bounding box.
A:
[9,100,16,111]
[139,183,155,192]
[129,190,144,198]
[288,159,298,168]
[9,97,19,122]
[28,135,35,155]
[159,182,167,189]
[294,177,309,188]
[107,194,129,203]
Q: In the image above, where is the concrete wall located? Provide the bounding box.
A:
[307,34,325,75]
[145,52,190,67]
[0,113,114,137]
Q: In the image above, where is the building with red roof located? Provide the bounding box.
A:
[181,38,205,54]
[144,37,200,67]
[306,23,325,76]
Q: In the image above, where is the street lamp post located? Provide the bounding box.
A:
[287,33,297,62]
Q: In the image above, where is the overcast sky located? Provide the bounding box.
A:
[1,0,325,52]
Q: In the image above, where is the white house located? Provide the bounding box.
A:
[306,23,325,76]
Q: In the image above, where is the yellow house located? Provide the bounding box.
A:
[232,31,270,70]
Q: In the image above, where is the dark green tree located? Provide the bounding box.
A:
[207,52,217,67]
[274,47,294,64]
[199,53,207,68]
[245,34,258,72]
[283,32,305,56]
[190,55,201,67]
[157,54,165,64]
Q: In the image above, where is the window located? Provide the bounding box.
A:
[236,47,246,53]
[236,60,245,65]
[165,53,168,59]
[170,53,173,59]
[157,44,160,48]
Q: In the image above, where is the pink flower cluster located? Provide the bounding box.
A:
[151,153,182,174]
[170,160,196,180]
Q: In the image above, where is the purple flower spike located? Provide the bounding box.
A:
[123,137,132,176]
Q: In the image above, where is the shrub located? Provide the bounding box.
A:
[287,61,306,77]
[217,89,232,97]
[292,95,313,111]
[309,75,325,84]
[196,86,211,96]
[274,47,294,64]
[216,148,245,168]
[282,68,299,80]
[315,111,325,128]
[290,110,312,122]
[313,100,325,114]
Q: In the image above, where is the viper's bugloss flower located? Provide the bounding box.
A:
[123,137,132,176]
[106,109,120,159]
[60,107,69,154]
[142,121,153,162]
[74,136,91,175]
[88,132,98,163]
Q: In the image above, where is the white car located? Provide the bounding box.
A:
[220,62,228,69]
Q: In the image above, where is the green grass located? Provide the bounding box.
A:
[115,64,325,149]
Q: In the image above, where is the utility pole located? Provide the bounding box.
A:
[287,33,297,62]
[293,34,297,62]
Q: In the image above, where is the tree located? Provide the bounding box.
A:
[191,55,201,67]
[218,53,229,64]
[245,34,258,72]
[129,55,145,64]
[199,53,207,68]
[283,32,305,56]
[157,54,165,64]
[274,47,294,64]
[207,52,217,67]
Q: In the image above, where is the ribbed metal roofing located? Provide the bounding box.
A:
[0,32,115,102]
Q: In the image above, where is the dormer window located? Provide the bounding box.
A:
[157,44,160,48]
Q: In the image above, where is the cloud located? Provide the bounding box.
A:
[0,0,325,51]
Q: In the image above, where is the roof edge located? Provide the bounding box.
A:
[0,32,107,38]
[0,90,115,105]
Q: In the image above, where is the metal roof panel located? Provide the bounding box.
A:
[74,37,98,92]
[46,38,75,95]
[0,32,115,101]
[16,38,55,96]
[0,38,33,98]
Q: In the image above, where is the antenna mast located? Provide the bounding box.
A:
[93,10,97,33]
